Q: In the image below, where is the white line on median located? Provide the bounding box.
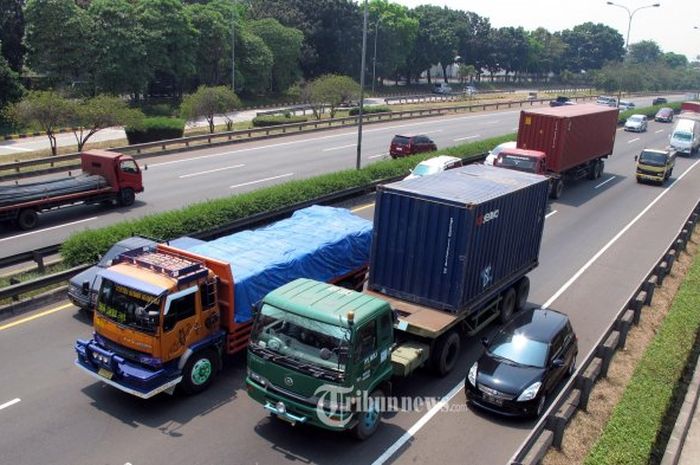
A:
[0,145,32,152]
[545,210,558,219]
[179,164,245,179]
[0,217,98,243]
[655,129,664,134]
[369,153,387,159]
[373,158,700,465]
[0,398,21,411]
[627,137,640,143]
[594,176,617,189]
[323,144,356,152]
[230,173,293,189]
[454,135,480,142]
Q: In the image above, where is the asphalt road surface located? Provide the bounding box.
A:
[1,115,699,465]
[0,94,683,258]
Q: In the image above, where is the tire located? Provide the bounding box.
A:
[118,188,135,207]
[17,209,38,230]
[568,355,577,377]
[499,287,517,324]
[354,388,384,440]
[180,349,217,395]
[587,159,603,180]
[515,277,530,311]
[595,160,604,179]
[431,331,461,376]
[549,179,563,199]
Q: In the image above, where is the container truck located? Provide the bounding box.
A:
[245,165,550,439]
[74,206,372,399]
[680,101,700,114]
[0,150,144,230]
[494,104,618,199]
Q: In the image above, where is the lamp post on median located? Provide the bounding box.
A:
[356,0,369,170]
[372,16,384,94]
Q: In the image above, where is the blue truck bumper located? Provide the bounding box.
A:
[75,338,181,399]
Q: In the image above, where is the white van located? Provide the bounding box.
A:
[670,118,700,155]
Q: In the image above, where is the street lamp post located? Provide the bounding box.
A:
[356,0,369,170]
[371,17,384,94]
[231,3,236,91]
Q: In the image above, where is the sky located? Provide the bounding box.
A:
[393,0,700,60]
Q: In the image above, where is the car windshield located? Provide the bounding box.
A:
[488,331,549,368]
[413,163,441,176]
[639,151,668,166]
[250,304,350,373]
[674,132,692,141]
[498,154,538,173]
[392,136,410,145]
[628,116,643,123]
[96,279,162,333]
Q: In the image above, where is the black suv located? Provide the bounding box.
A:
[652,97,668,105]
[549,96,571,107]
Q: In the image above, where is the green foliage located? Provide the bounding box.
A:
[618,102,682,124]
[248,18,304,93]
[237,29,274,95]
[0,53,23,110]
[185,2,229,87]
[124,117,185,144]
[251,114,309,127]
[628,40,662,65]
[60,133,514,266]
[8,91,74,155]
[585,251,700,465]
[180,86,240,133]
[307,74,360,118]
[0,0,25,73]
[561,22,625,71]
[368,0,418,84]
[348,105,391,116]
[68,96,145,151]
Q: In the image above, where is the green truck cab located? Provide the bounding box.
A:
[636,149,676,185]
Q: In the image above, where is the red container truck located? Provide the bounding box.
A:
[681,101,700,114]
[0,150,143,230]
[494,104,619,199]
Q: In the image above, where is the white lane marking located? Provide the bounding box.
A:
[323,144,356,152]
[0,398,21,411]
[0,145,32,152]
[230,173,293,189]
[178,164,245,179]
[655,129,664,134]
[369,153,387,159]
[594,176,617,189]
[627,137,640,143]
[545,210,558,219]
[483,120,500,125]
[372,158,700,465]
[454,135,480,142]
[0,217,97,243]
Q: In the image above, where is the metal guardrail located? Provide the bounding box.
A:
[509,200,700,465]
[0,244,61,270]
[0,96,590,180]
[0,153,487,306]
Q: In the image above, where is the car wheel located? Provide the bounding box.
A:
[568,355,577,377]
[536,395,547,417]
[354,388,384,440]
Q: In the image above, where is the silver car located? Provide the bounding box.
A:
[624,114,648,132]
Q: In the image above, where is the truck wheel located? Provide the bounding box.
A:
[118,188,135,207]
[180,349,217,395]
[549,179,563,199]
[499,288,517,324]
[431,331,461,376]
[17,209,38,230]
[354,388,384,440]
[515,277,530,311]
[596,160,604,179]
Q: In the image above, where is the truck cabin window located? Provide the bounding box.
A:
[120,160,139,173]
[250,304,351,372]
[498,154,538,173]
[639,151,668,166]
[97,279,161,333]
[163,292,196,331]
[355,320,377,360]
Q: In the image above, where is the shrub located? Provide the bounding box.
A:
[60,133,515,266]
[252,114,309,127]
[140,103,176,117]
[125,117,185,144]
[618,101,682,123]
[348,105,391,116]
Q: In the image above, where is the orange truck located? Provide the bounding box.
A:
[74,206,371,398]
[0,150,143,230]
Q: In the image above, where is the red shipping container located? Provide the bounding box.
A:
[517,104,619,173]
[681,101,700,114]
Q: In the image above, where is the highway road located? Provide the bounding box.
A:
[1,116,699,465]
[0,94,682,258]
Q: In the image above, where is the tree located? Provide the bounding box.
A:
[663,52,688,69]
[9,91,74,155]
[0,0,24,72]
[560,23,624,71]
[24,0,89,84]
[248,18,304,93]
[489,27,529,82]
[87,0,150,97]
[186,3,230,87]
[628,40,662,64]
[368,0,418,85]
[456,11,492,81]
[457,64,476,84]
[68,96,144,152]
[180,86,241,133]
[308,74,359,119]
[236,30,274,95]
[0,54,23,110]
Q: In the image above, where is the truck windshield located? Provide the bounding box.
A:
[639,151,668,166]
[96,279,162,334]
[498,154,538,173]
[250,304,350,373]
[673,132,692,141]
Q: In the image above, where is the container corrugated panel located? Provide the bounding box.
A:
[517,104,619,173]
[681,102,700,114]
[369,165,549,314]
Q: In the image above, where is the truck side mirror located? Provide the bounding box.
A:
[634,155,638,161]
[481,337,489,347]
[82,281,90,293]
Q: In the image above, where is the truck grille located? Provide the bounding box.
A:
[637,168,662,176]
[96,335,149,364]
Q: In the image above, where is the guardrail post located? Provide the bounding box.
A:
[615,309,635,348]
[547,389,581,449]
[32,251,45,273]
[579,358,602,410]
[655,261,669,285]
[597,331,620,377]
[643,275,657,305]
[9,277,20,301]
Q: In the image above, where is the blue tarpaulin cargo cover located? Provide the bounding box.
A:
[187,206,372,324]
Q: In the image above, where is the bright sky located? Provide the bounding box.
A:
[393,0,700,61]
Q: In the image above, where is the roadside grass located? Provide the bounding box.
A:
[60,133,514,266]
[583,238,700,465]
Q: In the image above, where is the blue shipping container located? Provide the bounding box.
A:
[369,165,549,314]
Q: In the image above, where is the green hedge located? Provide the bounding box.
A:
[252,114,309,127]
[585,250,700,465]
[618,101,682,123]
[60,133,515,266]
[125,117,185,144]
[348,105,392,116]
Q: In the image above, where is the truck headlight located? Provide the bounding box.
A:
[468,362,478,386]
[517,382,542,402]
[247,369,266,387]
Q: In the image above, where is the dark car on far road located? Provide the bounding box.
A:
[655,107,674,123]
[465,308,578,418]
[653,97,668,106]
[389,134,437,158]
[549,96,572,107]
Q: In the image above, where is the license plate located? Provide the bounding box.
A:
[483,394,502,406]
[98,368,114,380]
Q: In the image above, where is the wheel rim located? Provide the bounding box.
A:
[364,403,379,429]
[191,358,212,385]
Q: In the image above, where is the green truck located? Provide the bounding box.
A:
[245,165,550,439]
